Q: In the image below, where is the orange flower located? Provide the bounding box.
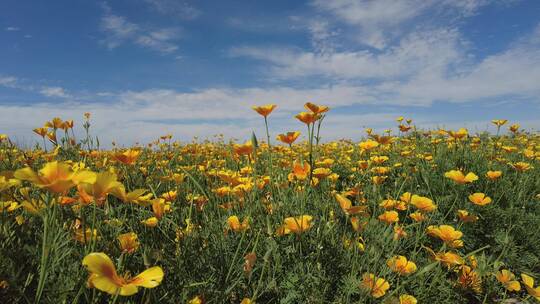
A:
[33,127,48,138]
[387,255,417,276]
[426,225,463,248]
[409,211,426,222]
[444,170,478,184]
[118,232,140,254]
[276,131,301,145]
[425,247,464,268]
[486,170,502,180]
[468,193,492,206]
[378,211,399,224]
[304,102,329,114]
[288,160,310,181]
[457,210,478,223]
[361,273,390,298]
[252,104,277,117]
[335,193,368,215]
[295,112,320,124]
[114,149,141,165]
[410,195,437,212]
[276,215,313,236]
[233,141,253,156]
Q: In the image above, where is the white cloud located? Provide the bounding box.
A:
[39,87,71,98]
[311,0,493,48]
[230,28,464,80]
[5,27,20,31]
[99,7,182,53]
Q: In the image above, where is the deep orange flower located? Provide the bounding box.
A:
[295,112,320,124]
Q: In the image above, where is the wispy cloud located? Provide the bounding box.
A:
[99,4,182,53]
[310,0,498,49]
[39,86,71,99]
[5,26,20,31]
[0,76,18,88]
[143,0,200,20]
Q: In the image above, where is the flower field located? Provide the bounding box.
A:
[0,103,539,303]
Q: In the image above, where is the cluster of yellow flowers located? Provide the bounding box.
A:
[0,103,538,303]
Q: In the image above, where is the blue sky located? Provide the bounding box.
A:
[1,0,540,145]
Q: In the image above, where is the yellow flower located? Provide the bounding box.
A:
[387,255,417,276]
[409,211,426,222]
[491,119,508,127]
[424,247,464,268]
[227,215,250,232]
[142,217,159,227]
[240,298,254,304]
[379,199,407,211]
[118,232,140,254]
[304,102,329,114]
[361,273,390,298]
[426,225,463,248]
[444,170,478,184]
[448,128,468,140]
[114,149,141,165]
[74,228,99,244]
[495,270,521,292]
[468,193,492,206]
[358,140,379,151]
[77,171,125,205]
[486,170,502,180]
[252,104,277,117]
[312,167,331,179]
[276,215,313,236]
[521,273,540,300]
[371,176,387,185]
[233,141,253,156]
[188,295,204,304]
[0,175,20,192]
[82,252,163,296]
[410,194,437,212]
[14,161,96,193]
[510,161,532,172]
[509,123,520,133]
[276,131,301,145]
[378,211,399,224]
[398,294,417,304]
